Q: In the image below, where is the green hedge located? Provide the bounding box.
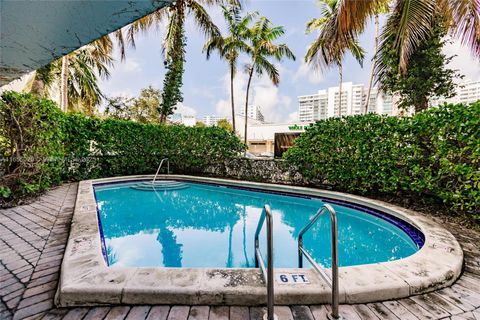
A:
[0,92,65,200]
[62,115,245,180]
[284,102,480,220]
[1,91,245,205]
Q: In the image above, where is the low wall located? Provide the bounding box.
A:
[202,158,305,185]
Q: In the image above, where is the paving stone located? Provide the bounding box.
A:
[61,307,90,320]
[13,299,53,320]
[22,282,58,299]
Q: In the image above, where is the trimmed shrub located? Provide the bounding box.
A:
[0,91,65,203]
[62,116,246,179]
[1,92,245,206]
[284,102,480,220]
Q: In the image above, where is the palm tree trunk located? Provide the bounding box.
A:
[244,66,254,148]
[60,55,69,112]
[30,72,45,97]
[364,14,379,114]
[230,63,236,134]
[338,63,343,117]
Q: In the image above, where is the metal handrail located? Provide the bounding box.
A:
[254,205,275,320]
[298,203,340,320]
[152,158,169,183]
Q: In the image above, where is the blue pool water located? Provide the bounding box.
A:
[94,181,421,268]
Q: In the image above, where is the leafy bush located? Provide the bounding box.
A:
[62,116,246,179]
[0,91,65,203]
[284,102,480,220]
[1,91,245,206]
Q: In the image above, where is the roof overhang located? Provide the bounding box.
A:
[0,0,172,86]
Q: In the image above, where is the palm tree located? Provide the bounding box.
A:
[29,37,113,114]
[203,5,256,134]
[114,0,223,111]
[243,17,295,146]
[305,0,365,116]
[309,0,480,78]
[59,36,113,113]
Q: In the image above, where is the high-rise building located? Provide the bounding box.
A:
[430,80,480,106]
[202,115,226,126]
[240,105,265,122]
[298,82,395,122]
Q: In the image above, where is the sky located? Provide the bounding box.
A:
[99,0,480,123]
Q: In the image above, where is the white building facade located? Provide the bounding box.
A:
[430,80,480,106]
[239,105,265,123]
[202,115,227,126]
[298,82,395,122]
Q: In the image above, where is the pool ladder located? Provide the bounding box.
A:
[254,203,340,320]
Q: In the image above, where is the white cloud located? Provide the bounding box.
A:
[293,62,323,84]
[214,69,293,122]
[444,39,480,81]
[287,111,299,122]
[175,102,197,116]
[123,59,142,72]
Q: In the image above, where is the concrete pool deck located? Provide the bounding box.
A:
[56,175,464,307]
[1,181,479,319]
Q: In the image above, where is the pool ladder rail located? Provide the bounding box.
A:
[255,203,341,320]
[130,158,188,191]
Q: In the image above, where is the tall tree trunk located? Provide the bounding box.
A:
[60,55,69,112]
[230,63,236,134]
[244,66,254,149]
[364,14,380,114]
[30,72,45,97]
[338,63,343,117]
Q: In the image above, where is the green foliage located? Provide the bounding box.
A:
[216,119,233,132]
[284,101,480,220]
[0,92,245,206]
[105,86,162,123]
[378,20,461,113]
[161,22,186,123]
[0,91,65,203]
[62,116,245,179]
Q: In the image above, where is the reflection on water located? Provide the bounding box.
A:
[95,182,418,268]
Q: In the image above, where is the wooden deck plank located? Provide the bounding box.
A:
[290,306,314,320]
[382,300,421,320]
[352,304,380,320]
[104,306,131,320]
[209,306,229,320]
[274,306,293,320]
[167,306,190,320]
[229,307,250,320]
[410,294,454,318]
[125,306,151,320]
[367,303,400,320]
[146,306,170,320]
[188,306,209,320]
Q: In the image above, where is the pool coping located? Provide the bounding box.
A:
[55,175,464,306]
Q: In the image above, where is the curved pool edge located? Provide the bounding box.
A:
[55,175,463,306]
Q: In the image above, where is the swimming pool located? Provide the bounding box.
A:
[56,175,463,306]
[94,180,422,269]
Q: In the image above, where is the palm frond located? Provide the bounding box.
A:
[447,0,480,57]
[187,0,221,39]
[255,56,280,86]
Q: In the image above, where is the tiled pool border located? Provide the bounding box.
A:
[56,175,464,307]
